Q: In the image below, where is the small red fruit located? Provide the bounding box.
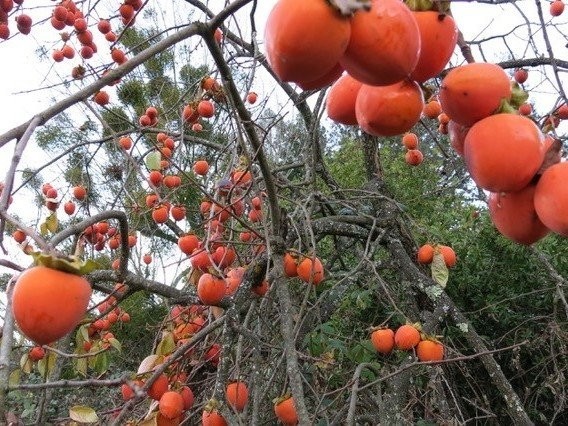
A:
[159,391,184,420]
[416,339,445,362]
[394,324,421,350]
[370,328,395,354]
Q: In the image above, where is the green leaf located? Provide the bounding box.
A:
[9,369,21,386]
[45,212,58,233]
[77,325,90,346]
[74,356,88,377]
[155,332,175,356]
[39,221,48,237]
[37,351,56,378]
[145,151,161,171]
[69,405,99,423]
[108,337,122,352]
[431,252,448,288]
[94,352,109,374]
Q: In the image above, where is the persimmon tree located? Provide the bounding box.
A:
[0,0,567,425]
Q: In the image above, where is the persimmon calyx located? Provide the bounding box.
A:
[328,0,371,16]
[405,0,451,13]
[30,251,99,275]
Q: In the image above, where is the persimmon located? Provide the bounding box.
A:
[326,73,362,126]
[64,200,76,215]
[534,162,568,236]
[402,133,418,150]
[225,267,244,295]
[447,120,469,157]
[394,324,421,350]
[423,100,442,119]
[53,5,68,21]
[417,244,434,264]
[264,0,351,84]
[464,114,544,192]
[170,205,186,221]
[341,0,419,86]
[556,103,568,119]
[410,11,458,83]
[204,343,221,366]
[296,256,324,285]
[29,346,46,361]
[550,0,565,16]
[226,381,249,412]
[152,204,169,224]
[147,373,169,401]
[439,62,512,127]
[180,386,194,410]
[197,100,215,118]
[80,45,94,59]
[514,68,528,84]
[246,91,257,104]
[52,50,64,62]
[296,63,343,91]
[12,266,92,345]
[370,328,395,354]
[159,391,184,420]
[197,273,226,305]
[0,23,9,39]
[12,229,26,243]
[416,339,445,362]
[193,160,209,176]
[405,149,423,166]
[93,90,110,106]
[356,80,424,137]
[121,383,136,401]
[183,226,202,250]
[274,396,298,425]
[111,48,127,64]
[202,409,227,426]
[438,245,457,268]
[284,252,298,277]
[118,136,132,150]
[232,169,252,186]
[97,19,111,34]
[252,280,269,296]
[489,185,549,245]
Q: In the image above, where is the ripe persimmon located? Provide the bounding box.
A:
[197,273,226,305]
[534,162,568,236]
[341,0,420,86]
[12,266,92,345]
[29,346,46,361]
[296,256,324,285]
[264,0,350,84]
[416,339,445,362]
[417,244,434,264]
[550,0,565,16]
[226,381,249,412]
[147,373,169,401]
[159,391,184,420]
[405,149,424,166]
[356,80,424,137]
[464,114,544,192]
[202,409,227,426]
[274,396,298,425]
[370,328,395,354]
[284,252,298,277]
[325,73,362,126]
[489,185,550,245]
[197,100,215,118]
[193,160,209,176]
[438,245,457,268]
[439,62,511,127]
[394,324,421,350]
[180,386,194,410]
[410,11,458,83]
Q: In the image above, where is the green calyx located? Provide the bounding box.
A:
[30,252,99,276]
[405,0,450,13]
